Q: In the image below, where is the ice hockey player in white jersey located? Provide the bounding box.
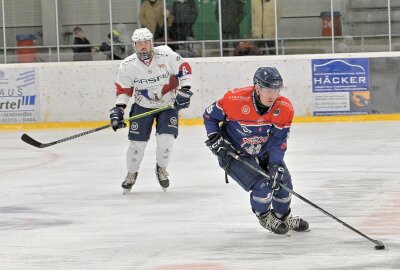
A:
[109,27,193,194]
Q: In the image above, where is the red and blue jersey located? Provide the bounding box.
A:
[203,86,294,165]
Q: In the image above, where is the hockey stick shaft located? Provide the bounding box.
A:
[21,104,174,148]
[227,152,385,248]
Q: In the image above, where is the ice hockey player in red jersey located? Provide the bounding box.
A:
[203,67,309,234]
[110,28,193,194]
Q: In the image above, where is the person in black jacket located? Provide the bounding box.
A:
[171,0,198,41]
[215,0,244,40]
[72,26,93,61]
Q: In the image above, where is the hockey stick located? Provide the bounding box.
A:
[226,152,386,250]
[21,104,174,148]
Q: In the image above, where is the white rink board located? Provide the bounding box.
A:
[2,52,400,123]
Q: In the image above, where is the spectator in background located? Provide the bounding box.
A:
[251,0,281,55]
[116,23,133,56]
[139,0,174,40]
[99,30,125,60]
[336,36,354,53]
[171,0,198,41]
[234,41,260,56]
[72,26,93,61]
[215,0,244,40]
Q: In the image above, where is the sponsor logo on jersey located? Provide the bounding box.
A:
[241,135,268,146]
[273,108,280,117]
[170,117,177,125]
[235,129,249,136]
[240,124,252,134]
[133,72,170,84]
[241,105,250,114]
[230,95,250,101]
[130,122,138,131]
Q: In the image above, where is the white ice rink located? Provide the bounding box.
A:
[1,121,399,270]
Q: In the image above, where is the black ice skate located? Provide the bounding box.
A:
[283,209,309,232]
[155,163,169,192]
[121,172,138,194]
[257,210,289,235]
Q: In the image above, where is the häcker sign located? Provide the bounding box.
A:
[311,58,371,116]
[312,59,369,92]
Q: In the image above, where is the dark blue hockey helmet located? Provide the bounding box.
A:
[253,67,283,89]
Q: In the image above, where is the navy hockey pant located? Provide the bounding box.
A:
[128,103,179,141]
[217,155,292,216]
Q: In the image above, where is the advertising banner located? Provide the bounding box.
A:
[0,68,39,123]
[311,58,371,116]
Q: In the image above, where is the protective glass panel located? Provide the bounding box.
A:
[278,0,333,55]
[166,0,202,57]
[390,0,400,52]
[59,0,111,62]
[215,0,251,57]
[0,1,4,64]
[189,0,223,57]
[109,1,137,60]
[3,0,44,63]
[138,0,170,47]
[335,0,390,53]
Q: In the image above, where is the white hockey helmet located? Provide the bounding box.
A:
[132,28,154,60]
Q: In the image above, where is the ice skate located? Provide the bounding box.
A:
[121,172,138,194]
[257,210,289,235]
[283,209,309,232]
[155,163,169,192]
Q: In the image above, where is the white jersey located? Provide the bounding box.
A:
[114,45,192,109]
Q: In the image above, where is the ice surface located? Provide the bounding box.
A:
[0,121,399,270]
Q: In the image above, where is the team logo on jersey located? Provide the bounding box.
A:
[130,122,138,131]
[273,108,280,117]
[170,117,177,125]
[240,135,268,155]
[241,105,250,114]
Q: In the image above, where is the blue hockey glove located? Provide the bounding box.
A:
[110,106,126,132]
[205,133,236,159]
[268,164,285,190]
[174,87,193,110]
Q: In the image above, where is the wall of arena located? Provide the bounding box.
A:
[1,52,400,129]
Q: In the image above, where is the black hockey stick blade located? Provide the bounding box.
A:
[21,133,44,148]
[20,123,111,148]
